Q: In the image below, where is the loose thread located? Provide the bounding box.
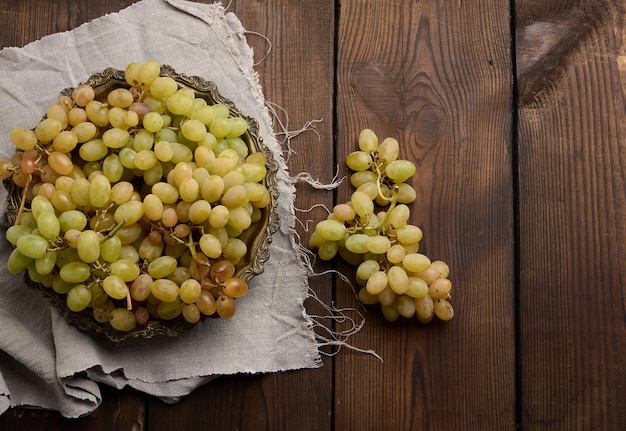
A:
[244,31,273,67]
[266,101,323,163]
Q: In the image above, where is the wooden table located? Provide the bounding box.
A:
[1,0,625,429]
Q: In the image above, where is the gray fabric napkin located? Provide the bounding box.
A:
[0,0,321,418]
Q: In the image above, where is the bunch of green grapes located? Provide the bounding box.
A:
[309,129,454,323]
[1,60,270,332]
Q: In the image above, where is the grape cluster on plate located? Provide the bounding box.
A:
[309,129,454,323]
[1,60,273,334]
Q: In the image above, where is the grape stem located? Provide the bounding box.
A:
[100,219,127,243]
[377,187,399,235]
[13,174,32,226]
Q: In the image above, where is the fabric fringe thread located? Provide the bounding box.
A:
[268,104,383,362]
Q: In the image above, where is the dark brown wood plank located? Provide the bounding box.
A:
[334,1,516,430]
[145,1,336,430]
[516,1,626,429]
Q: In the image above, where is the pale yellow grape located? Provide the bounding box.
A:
[366,270,388,295]
[386,244,406,264]
[172,162,193,186]
[182,304,201,323]
[433,299,454,321]
[50,190,76,212]
[10,127,38,151]
[143,112,164,133]
[72,83,95,107]
[387,265,409,295]
[85,100,109,127]
[64,229,81,247]
[116,223,143,244]
[221,184,248,209]
[77,230,100,263]
[315,219,346,242]
[243,182,265,203]
[346,151,372,172]
[431,260,450,279]
[72,122,97,143]
[123,110,139,128]
[381,301,401,322]
[167,92,194,116]
[378,137,399,163]
[429,278,452,299]
[377,285,397,306]
[47,104,69,127]
[208,204,229,228]
[35,118,63,143]
[179,279,201,304]
[242,162,266,184]
[358,128,378,152]
[110,181,134,205]
[143,193,164,221]
[133,150,157,170]
[154,140,174,162]
[199,234,222,259]
[396,183,417,204]
[386,204,410,232]
[54,176,74,193]
[209,156,235,177]
[350,170,378,188]
[228,206,251,230]
[396,224,423,244]
[143,162,164,186]
[150,279,180,303]
[138,60,160,85]
[350,191,374,218]
[68,108,88,126]
[194,145,215,170]
[114,200,144,225]
[188,200,212,224]
[406,277,429,299]
[89,174,111,208]
[102,154,124,182]
[107,88,134,108]
[366,235,391,254]
[119,244,140,262]
[133,129,155,151]
[152,182,179,204]
[178,177,200,202]
[415,295,434,323]
[181,119,207,142]
[102,128,130,149]
[402,253,431,273]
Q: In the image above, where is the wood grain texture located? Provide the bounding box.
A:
[516,0,626,429]
[334,1,515,429]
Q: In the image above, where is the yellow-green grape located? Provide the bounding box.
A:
[148,256,178,279]
[68,177,90,207]
[210,118,231,139]
[60,262,91,283]
[154,140,174,163]
[366,235,391,255]
[142,112,163,133]
[151,278,179,303]
[216,295,236,319]
[110,181,134,205]
[35,118,63,143]
[64,229,81,248]
[143,193,164,221]
[179,279,202,304]
[397,294,416,318]
[358,287,380,305]
[85,100,109,127]
[102,275,129,300]
[381,300,400,322]
[197,233,221,259]
[110,259,141,283]
[93,300,115,323]
[242,162,267,184]
[429,278,452,299]
[223,237,247,259]
[402,253,431,273]
[396,183,417,204]
[138,235,164,262]
[181,119,207,142]
[167,91,194,116]
[109,308,137,332]
[16,234,48,259]
[100,236,122,263]
[386,244,406,264]
[356,259,380,281]
[226,116,248,138]
[53,130,79,153]
[67,284,91,312]
[6,225,32,246]
[102,128,130,149]
[170,142,193,163]
[223,277,248,298]
[385,160,416,183]
[346,151,372,172]
[366,271,388,295]
[79,139,107,162]
[344,233,369,254]
[35,251,57,275]
[358,128,378,153]
[89,174,112,208]
[350,190,374,218]
[387,265,409,295]
[77,230,100,263]
[107,88,134,108]
[191,105,216,125]
[315,219,346,242]
[415,295,434,323]
[350,170,378,189]
[30,196,54,221]
[52,275,75,294]
[72,122,98,143]
[37,212,60,240]
[149,76,178,99]
[152,182,179,204]
[114,201,144,225]
[228,206,251,231]
[188,200,211,225]
[156,301,184,320]
[355,182,378,201]
[406,277,429,299]
[433,299,454,321]
[7,249,33,274]
[10,127,38,151]
[116,223,143,244]
[378,137,399,163]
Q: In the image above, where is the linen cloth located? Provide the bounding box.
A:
[0,0,321,418]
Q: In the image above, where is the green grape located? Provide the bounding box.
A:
[225,137,248,157]
[77,230,100,263]
[316,241,337,261]
[402,253,431,273]
[226,117,248,138]
[102,275,129,300]
[181,119,207,142]
[67,284,92,312]
[59,262,91,283]
[358,128,378,152]
[93,299,115,323]
[7,249,33,274]
[385,160,416,183]
[365,271,388,295]
[138,235,164,262]
[350,170,378,189]
[6,225,33,245]
[148,256,178,279]
[134,150,158,170]
[109,308,137,332]
[346,151,372,172]
[356,259,380,281]
[228,206,251,230]
[344,233,369,254]
[315,219,346,242]
[201,175,225,203]
[157,300,184,320]
[350,191,374,218]
[188,200,211,224]
[154,140,174,162]
[167,92,193,116]
[151,278,179,303]
[114,201,144,225]
[16,234,49,259]
[116,223,143,244]
[85,100,109,127]
[34,251,57,276]
[395,182,417,204]
[89,174,112,208]
[100,236,122,262]
[223,237,247,259]
[72,122,98,143]
[109,259,141,283]
[142,112,164,133]
[358,287,380,305]
[102,154,124,182]
[207,204,228,228]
